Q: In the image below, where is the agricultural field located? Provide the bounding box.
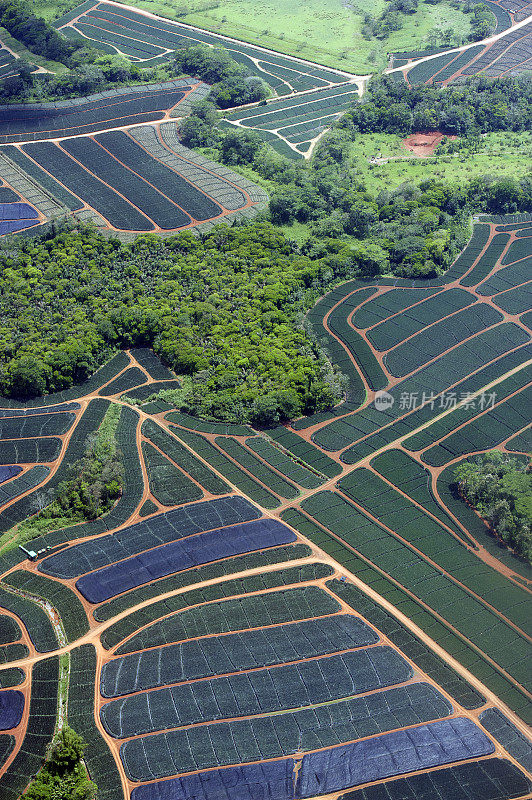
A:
[0,213,531,800]
[390,18,532,84]
[51,0,475,73]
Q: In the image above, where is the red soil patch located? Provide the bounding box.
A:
[402,131,457,157]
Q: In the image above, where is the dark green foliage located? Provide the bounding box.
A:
[67,645,123,800]
[2,571,89,643]
[454,452,531,563]
[24,726,96,800]
[142,442,203,506]
[0,225,340,421]
[342,74,532,136]
[122,381,180,401]
[173,45,268,109]
[0,0,76,64]
[93,543,312,622]
[142,420,229,495]
[0,657,58,800]
[0,587,57,652]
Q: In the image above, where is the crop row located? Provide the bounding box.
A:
[0,466,50,508]
[492,282,531,314]
[142,420,230,495]
[460,232,510,286]
[366,287,473,351]
[0,735,14,772]
[245,437,324,489]
[40,496,260,578]
[131,126,247,212]
[404,364,530,451]
[0,657,58,800]
[2,570,89,643]
[342,343,531,461]
[484,40,532,76]
[160,125,268,205]
[0,615,21,646]
[0,643,28,665]
[67,645,123,800]
[327,296,389,390]
[21,141,153,232]
[422,382,531,466]
[61,134,192,229]
[0,587,57,652]
[370,449,466,539]
[122,381,180,401]
[98,366,146,396]
[267,426,342,478]
[128,348,174,380]
[100,561,333,650]
[339,758,530,800]
[383,303,503,378]
[75,518,297,603]
[462,23,532,75]
[113,584,341,655]
[324,325,530,455]
[102,614,376,699]
[0,668,24,689]
[0,437,61,465]
[326,577,484,709]
[0,149,70,223]
[119,682,449,775]
[337,470,531,636]
[506,427,532,453]
[480,708,532,773]
[430,45,486,84]
[443,223,492,281]
[0,402,80,418]
[96,130,223,222]
[352,287,438,329]
[142,442,203,506]
[58,1,348,90]
[0,412,75,440]
[288,497,532,721]
[93,542,312,623]
[215,437,298,499]
[165,411,255,437]
[173,430,280,507]
[103,647,411,742]
[0,80,192,143]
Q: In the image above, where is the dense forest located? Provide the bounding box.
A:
[0,224,347,420]
[340,75,532,136]
[454,453,532,563]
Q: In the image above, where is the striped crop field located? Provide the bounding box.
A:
[0,188,530,800]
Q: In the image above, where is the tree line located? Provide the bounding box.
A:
[454,452,531,563]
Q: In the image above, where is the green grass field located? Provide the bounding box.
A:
[37,0,473,73]
[348,131,532,192]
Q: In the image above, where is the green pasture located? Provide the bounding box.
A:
[44,0,473,73]
[348,131,532,193]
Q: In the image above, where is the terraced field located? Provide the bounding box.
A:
[0,216,530,800]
